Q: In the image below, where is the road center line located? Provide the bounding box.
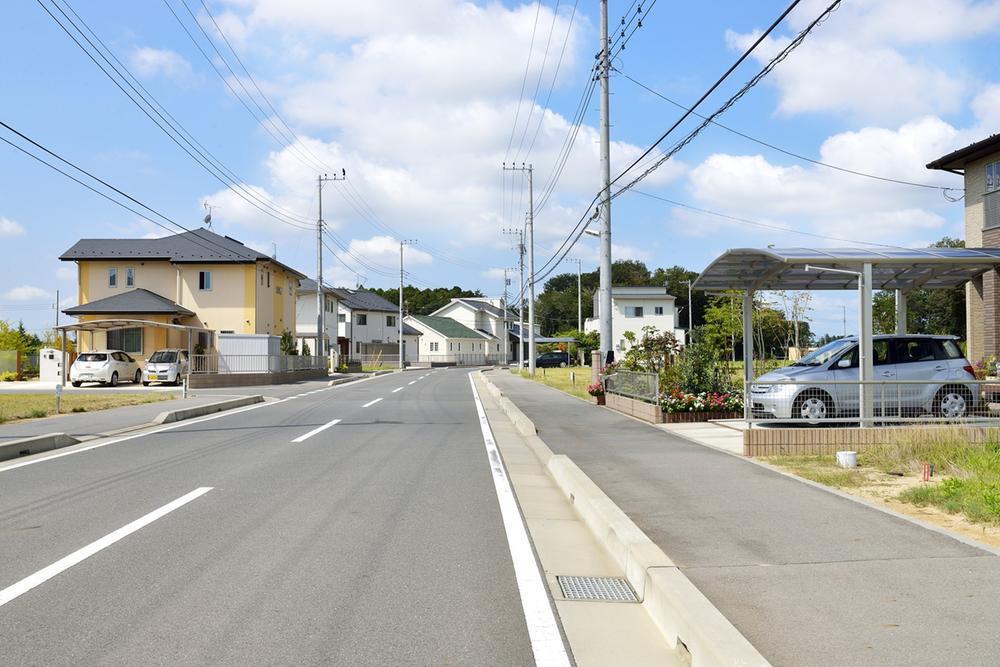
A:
[408,380,417,385]
[291,418,342,443]
[362,398,383,408]
[467,374,570,667]
[0,487,213,609]
[392,387,403,393]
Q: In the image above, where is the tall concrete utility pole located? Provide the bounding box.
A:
[568,259,582,331]
[316,171,345,358]
[502,163,535,375]
[597,0,614,366]
[398,239,416,369]
[502,268,511,366]
[502,227,525,369]
[686,279,693,344]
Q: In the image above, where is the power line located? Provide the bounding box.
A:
[614,68,962,196]
[524,0,580,159]
[504,0,543,161]
[512,0,561,162]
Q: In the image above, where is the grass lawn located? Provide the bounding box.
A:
[511,366,593,401]
[0,393,175,424]
[764,430,1000,526]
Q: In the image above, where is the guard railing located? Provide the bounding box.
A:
[604,370,660,403]
[190,354,325,374]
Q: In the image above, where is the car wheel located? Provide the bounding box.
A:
[109,371,119,387]
[175,375,183,386]
[935,386,972,419]
[134,370,142,384]
[71,381,82,388]
[559,362,567,368]
[794,391,832,424]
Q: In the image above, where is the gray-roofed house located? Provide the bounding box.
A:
[294,278,339,355]
[331,287,403,358]
[59,228,306,362]
[404,314,493,364]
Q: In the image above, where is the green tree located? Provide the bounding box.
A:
[280,330,298,355]
[368,285,484,315]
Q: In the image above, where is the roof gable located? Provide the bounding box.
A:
[407,314,489,339]
[62,288,195,316]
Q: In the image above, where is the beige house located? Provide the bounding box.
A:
[60,228,305,362]
[928,134,1000,361]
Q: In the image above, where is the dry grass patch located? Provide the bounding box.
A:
[0,393,174,424]
[511,366,592,401]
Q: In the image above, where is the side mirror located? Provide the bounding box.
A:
[837,358,851,369]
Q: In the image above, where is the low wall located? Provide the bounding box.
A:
[188,368,327,388]
[745,424,1000,456]
[606,392,664,424]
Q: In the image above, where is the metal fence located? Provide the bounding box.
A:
[604,370,660,403]
[748,379,1000,425]
[190,354,325,374]
[344,353,496,367]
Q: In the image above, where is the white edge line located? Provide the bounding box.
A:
[0,487,213,608]
[0,372,399,473]
[362,398,384,408]
[467,373,570,667]
[291,418,342,443]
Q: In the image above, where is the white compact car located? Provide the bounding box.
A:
[142,349,189,386]
[70,350,141,387]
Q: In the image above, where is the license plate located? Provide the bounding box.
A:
[149,375,158,380]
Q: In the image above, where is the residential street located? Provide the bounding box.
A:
[0,370,546,665]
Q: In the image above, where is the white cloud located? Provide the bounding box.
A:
[56,265,76,281]
[129,47,193,81]
[0,217,25,237]
[3,285,51,302]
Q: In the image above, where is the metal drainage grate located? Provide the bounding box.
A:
[557,576,637,602]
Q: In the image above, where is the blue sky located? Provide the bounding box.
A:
[2,0,998,338]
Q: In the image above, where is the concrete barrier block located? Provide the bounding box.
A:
[0,433,80,462]
[153,395,264,424]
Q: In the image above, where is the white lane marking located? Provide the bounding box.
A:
[467,374,570,667]
[1,372,402,474]
[408,380,417,385]
[0,487,213,609]
[291,418,342,443]
[362,398,383,408]
[392,387,403,393]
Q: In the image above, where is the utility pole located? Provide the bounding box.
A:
[503,163,535,374]
[317,170,345,359]
[399,239,416,369]
[502,227,525,369]
[502,268,512,366]
[597,0,613,366]
[686,279,693,344]
[567,259,582,331]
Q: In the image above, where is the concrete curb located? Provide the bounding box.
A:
[153,395,264,424]
[480,371,769,667]
[0,433,80,462]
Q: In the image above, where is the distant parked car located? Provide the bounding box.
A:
[750,334,978,422]
[535,351,570,368]
[142,349,190,386]
[70,350,141,387]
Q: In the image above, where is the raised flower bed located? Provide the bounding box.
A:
[661,389,742,423]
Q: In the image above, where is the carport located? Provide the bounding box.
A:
[693,247,1000,426]
[52,319,212,388]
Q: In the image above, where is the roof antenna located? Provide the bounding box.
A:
[203,201,218,229]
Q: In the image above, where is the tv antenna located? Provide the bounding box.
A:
[203,202,219,228]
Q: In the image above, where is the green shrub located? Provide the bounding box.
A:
[0,371,17,382]
[27,409,47,418]
[70,406,87,413]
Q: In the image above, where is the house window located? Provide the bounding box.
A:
[266,272,270,288]
[108,267,117,288]
[449,342,453,351]
[457,342,462,351]
[356,313,367,326]
[430,342,439,352]
[199,271,212,291]
[988,161,1000,193]
[387,315,396,327]
[355,341,361,353]
[126,268,135,287]
[625,306,644,318]
[338,314,346,323]
[260,272,264,286]
[107,327,142,353]
[654,306,664,315]
[276,286,282,295]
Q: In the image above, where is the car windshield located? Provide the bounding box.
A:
[149,351,178,363]
[791,339,856,367]
[77,353,107,362]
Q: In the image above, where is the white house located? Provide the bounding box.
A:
[404,314,494,364]
[584,286,685,355]
[295,278,338,354]
[332,288,400,357]
[431,297,518,360]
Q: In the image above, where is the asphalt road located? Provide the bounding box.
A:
[0,369,542,665]
[488,370,1000,667]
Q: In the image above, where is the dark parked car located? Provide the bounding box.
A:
[535,351,570,368]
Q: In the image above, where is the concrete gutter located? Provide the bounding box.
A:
[153,395,264,424]
[0,433,80,462]
[481,372,769,667]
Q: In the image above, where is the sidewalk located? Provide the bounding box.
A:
[488,370,1000,666]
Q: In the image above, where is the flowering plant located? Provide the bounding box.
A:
[660,388,742,414]
[586,381,605,397]
[975,356,997,380]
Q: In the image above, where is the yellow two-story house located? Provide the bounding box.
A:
[60,228,305,362]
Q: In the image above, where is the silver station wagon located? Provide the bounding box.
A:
[751,334,978,421]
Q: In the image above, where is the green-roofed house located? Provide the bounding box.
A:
[404,314,496,365]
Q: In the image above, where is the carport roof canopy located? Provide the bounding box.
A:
[53,319,211,333]
[692,247,1000,292]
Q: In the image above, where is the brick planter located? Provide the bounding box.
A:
[664,411,742,424]
[605,392,664,423]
